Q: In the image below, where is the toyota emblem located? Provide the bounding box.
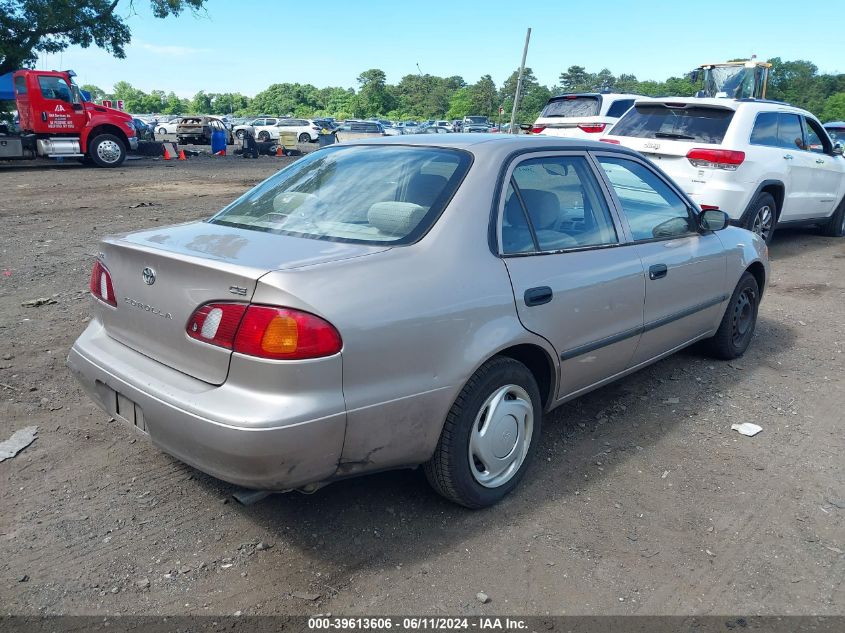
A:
[142,267,156,285]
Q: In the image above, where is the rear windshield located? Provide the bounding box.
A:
[610,104,734,143]
[825,127,845,144]
[465,117,488,124]
[540,96,600,118]
[209,145,471,245]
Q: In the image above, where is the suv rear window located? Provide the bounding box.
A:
[610,104,734,143]
[540,96,600,118]
[210,145,471,245]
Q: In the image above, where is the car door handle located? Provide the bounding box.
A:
[783,154,794,160]
[649,264,668,280]
[524,286,553,307]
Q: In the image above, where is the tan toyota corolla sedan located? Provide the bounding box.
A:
[68,135,769,508]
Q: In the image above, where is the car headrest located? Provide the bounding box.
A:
[504,188,559,230]
[406,173,448,208]
[368,201,427,237]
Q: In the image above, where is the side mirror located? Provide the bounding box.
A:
[833,143,843,156]
[699,209,729,231]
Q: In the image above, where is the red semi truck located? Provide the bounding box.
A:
[0,69,137,167]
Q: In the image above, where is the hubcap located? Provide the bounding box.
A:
[96,140,121,164]
[732,288,756,346]
[468,384,533,488]
[751,205,773,241]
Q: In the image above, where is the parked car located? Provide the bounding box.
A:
[603,98,845,242]
[335,121,386,139]
[531,92,642,138]
[462,116,491,132]
[176,116,233,145]
[132,118,155,142]
[155,118,182,135]
[382,123,403,136]
[233,117,284,141]
[69,135,768,508]
[823,121,845,147]
[419,125,451,134]
[274,118,322,143]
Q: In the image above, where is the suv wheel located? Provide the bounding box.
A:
[298,133,310,143]
[820,197,845,237]
[745,192,777,244]
[424,357,541,508]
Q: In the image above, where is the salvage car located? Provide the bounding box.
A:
[68,135,769,508]
[176,116,233,145]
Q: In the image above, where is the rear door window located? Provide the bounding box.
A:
[610,104,734,143]
[605,99,635,118]
[750,112,779,147]
[540,96,601,118]
[777,113,804,150]
[502,155,618,254]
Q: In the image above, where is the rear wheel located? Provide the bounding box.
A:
[744,192,776,244]
[235,129,246,140]
[820,197,845,237]
[298,132,310,143]
[704,272,760,360]
[158,127,167,135]
[88,134,126,168]
[424,357,541,508]
[257,131,270,142]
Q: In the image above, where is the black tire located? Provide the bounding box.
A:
[87,133,126,168]
[235,129,246,140]
[424,356,542,508]
[820,197,845,237]
[157,127,167,135]
[705,272,760,360]
[257,131,270,142]
[743,192,777,244]
[298,133,310,143]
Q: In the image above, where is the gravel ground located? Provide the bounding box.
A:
[0,155,843,617]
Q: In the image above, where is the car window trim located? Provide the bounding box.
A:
[589,150,701,244]
[801,115,833,155]
[491,149,631,257]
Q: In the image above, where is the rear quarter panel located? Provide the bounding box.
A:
[253,151,558,476]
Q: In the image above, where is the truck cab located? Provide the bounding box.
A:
[1,69,137,167]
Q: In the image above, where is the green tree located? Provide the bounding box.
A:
[446,87,472,119]
[558,65,592,92]
[190,90,212,114]
[0,0,207,76]
[80,83,105,101]
[467,75,497,118]
[821,92,845,122]
[355,68,393,117]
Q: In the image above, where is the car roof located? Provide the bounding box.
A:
[823,121,845,127]
[339,133,642,157]
[632,96,815,116]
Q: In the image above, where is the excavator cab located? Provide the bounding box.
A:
[690,60,771,100]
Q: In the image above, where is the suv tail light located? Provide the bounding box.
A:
[577,123,606,133]
[89,260,116,307]
[686,148,745,171]
[530,125,546,134]
[186,303,342,360]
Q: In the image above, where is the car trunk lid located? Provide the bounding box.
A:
[95,221,389,384]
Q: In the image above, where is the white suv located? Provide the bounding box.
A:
[531,93,643,139]
[602,98,845,242]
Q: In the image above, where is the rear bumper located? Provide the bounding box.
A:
[67,320,346,490]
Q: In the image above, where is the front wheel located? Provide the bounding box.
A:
[298,133,310,143]
[704,272,760,360]
[820,197,845,237]
[424,357,541,508]
[744,192,777,244]
[158,127,167,135]
[257,131,270,142]
[235,129,245,140]
[87,134,126,168]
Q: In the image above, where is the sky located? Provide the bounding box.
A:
[40,0,845,98]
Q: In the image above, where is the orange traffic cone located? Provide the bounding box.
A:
[163,146,171,160]
[276,145,283,157]
[178,149,187,160]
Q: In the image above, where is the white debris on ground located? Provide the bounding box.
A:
[0,425,38,462]
[731,422,763,437]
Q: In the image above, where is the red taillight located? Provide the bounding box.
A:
[577,123,606,133]
[186,302,248,349]
[600,138,620,144]
[89,260,116,307]
[185,303,342,360]
[700,204,720,210]
[530,125,546,134]
[686,148,745,170]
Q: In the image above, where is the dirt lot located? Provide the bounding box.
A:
[0,155,843,617]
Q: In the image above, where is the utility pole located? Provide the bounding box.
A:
[509,27,531,134]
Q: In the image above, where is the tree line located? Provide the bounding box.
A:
[80,59,845,124]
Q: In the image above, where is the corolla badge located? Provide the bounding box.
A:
[142,267,156,285]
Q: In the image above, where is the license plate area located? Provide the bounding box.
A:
[109,387,147,434]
